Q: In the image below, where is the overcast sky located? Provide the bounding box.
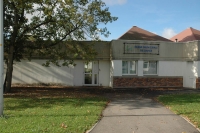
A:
[100,0,200,40]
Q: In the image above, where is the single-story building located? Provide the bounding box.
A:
[7,26,200,89]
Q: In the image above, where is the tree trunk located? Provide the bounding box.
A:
[4,45,14,93]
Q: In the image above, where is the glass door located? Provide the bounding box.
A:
[84,61,98,85]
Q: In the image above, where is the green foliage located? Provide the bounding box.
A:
[0,97,107,133]
[4,0,117,66]
[158,94,200,128]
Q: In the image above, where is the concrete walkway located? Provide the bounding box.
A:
[90,93,200,133]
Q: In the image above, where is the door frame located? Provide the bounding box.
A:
[83,61,99,86]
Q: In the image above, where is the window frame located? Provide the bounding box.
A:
[122,61,137,75]
[143,61,158,75]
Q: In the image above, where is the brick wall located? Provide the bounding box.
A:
[196,78,200,89]
[113,77,183,88]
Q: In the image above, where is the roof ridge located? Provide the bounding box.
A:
[135,26,158,35]
[170,27,200,42]
[188,27,195,35]
[190,27,200,40]
[117,26,136,39]
[118,26,171,41]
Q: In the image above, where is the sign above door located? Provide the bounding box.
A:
[124,43,159,55]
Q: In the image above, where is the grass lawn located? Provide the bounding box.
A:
[158,93,200,128]
[0,88,108,133]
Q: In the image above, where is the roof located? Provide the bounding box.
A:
[170,27,200,42]
[118,26,172,42]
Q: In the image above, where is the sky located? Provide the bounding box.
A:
[100,0,200,41]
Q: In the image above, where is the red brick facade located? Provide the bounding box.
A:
[196,78,200,89]
[113,77,183,88]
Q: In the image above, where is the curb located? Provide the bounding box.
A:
[86,100,110,133]
[155,97,200,133]
[181,116,200,133]
[85,120,101,133]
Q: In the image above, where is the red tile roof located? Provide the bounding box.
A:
[170,27,200,42]
[118,26,172,42]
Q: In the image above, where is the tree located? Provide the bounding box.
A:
[3,0,117,93]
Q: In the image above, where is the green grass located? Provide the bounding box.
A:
[0,97,107,133]
[158,94,200,128]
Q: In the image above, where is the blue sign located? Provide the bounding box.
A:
[124,43,159,54]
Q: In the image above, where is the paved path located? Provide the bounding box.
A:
[90,93,199,133]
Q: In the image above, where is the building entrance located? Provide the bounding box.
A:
[84,61,98,85]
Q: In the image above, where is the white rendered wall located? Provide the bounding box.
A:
[7,59,200,88]
[111,60,199,89]
[158,61,200,89]
[182,61,198,88]
[73,60,84,86]
[112,60,122,76]
[137,60,143,76]
[112,60,184,77]
[197,61,200,76]
[99,60,110,87]
[158,61,183,76]
[11,60,74,85]
[110,61,114,87]
[9,60,111,87]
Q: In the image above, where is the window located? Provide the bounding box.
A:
[84,62,92,73]
[143,61,157,75]
[84,62,93,84]
[122,61,136,75]
[84,61,98,85]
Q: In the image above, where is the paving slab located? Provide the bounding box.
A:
[90,93,199,133]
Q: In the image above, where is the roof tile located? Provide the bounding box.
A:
[118,26,172,42]
[170,27,200,42]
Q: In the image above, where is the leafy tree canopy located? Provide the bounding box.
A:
[4,0,117,65]
[3,0,117,92]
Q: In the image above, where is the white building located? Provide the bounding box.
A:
[8,26,200,89]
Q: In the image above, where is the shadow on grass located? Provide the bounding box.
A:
[158,94,200,105]
[4,97,106,111]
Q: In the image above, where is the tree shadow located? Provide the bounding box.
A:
[4,97,105,111]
